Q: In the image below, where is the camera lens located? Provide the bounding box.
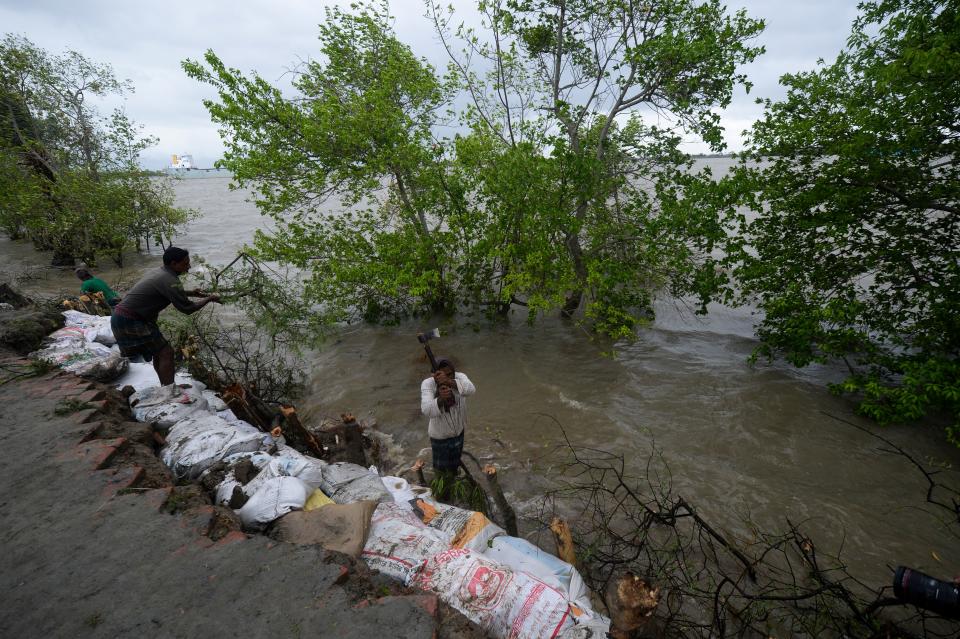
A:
[893,566,960,620]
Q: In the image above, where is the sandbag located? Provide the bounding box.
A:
[160,414,265,480]
[304,489,334,511]
[483,536,590,606]
[241,449,328,497]
[62,310,116,346]
[131,384,210,430]
[320,462,391,504]
[215,473,242,507]
[272,500,377,557]
[31,333,128,381]
[237,475,311,531]
[68,349,128,381]
[361,502,451,584]
[412,548,574,639]
[114,361,160,391]
[202,390,228,412]
[380,476,431,504]
[411,499,505,553]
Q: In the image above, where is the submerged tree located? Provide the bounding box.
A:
[431,0,763,335]
[730,0,960,441]
[0,34,193,266]
[185,0,763,337]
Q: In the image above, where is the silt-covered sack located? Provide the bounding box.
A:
[360,502,451,584]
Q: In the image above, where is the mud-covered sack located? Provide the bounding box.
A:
[320,462,391,504]
[412,548,574,639]
[32,335,128,381]
[272,500,377,557]
[67,349,128,381]
[160,414,265,480]
[410,499,505,552]
[483,536,590,607]
[361,502,451,584]
[237,475,311,531]
[130,384,210,430]
[215,472,242,507]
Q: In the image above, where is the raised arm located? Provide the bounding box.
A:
[455,372,475,397]
[421,377,443,417]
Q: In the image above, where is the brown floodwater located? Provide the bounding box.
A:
[2,166,957,590]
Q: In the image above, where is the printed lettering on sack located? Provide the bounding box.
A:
[459,564,513,612]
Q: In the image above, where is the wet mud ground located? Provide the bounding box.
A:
[0,346,484,638]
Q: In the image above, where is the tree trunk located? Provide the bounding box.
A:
[562,203,590,318]
[51,249,75,267]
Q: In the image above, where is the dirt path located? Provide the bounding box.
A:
[0,350,482,638]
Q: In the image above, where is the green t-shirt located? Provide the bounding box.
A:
[80,276,119,301]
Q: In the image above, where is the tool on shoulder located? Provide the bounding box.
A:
[417,328,456,411]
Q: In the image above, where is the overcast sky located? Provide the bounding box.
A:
[1,0,862,169]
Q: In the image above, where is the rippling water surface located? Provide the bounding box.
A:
[2,163,957,587]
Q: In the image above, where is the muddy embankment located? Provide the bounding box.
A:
[0,283,484,639]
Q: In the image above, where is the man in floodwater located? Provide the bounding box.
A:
[74,267,121,306]
[420,358,476,478]
[110,246,219,388]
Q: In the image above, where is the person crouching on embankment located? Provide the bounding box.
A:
[110,246,219,390]
[420,358,475,482]
[75,267,121,307]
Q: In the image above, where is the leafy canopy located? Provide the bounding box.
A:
[0,34,193,265]
[730,0,960,440]
[185,0,763,338]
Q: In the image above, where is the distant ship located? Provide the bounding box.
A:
[169,153,195,169]
[164,153,231,178]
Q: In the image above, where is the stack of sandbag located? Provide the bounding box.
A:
[30,323,128,381]
[160,413,266,480]
[62,310,116,346]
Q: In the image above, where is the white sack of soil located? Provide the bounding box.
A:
[31,329,128,381]
[241,448,327,499]
[62,310,117,346]
[160,414,265,480]
[411,500,505,553]
[237,475,311,531]
[380,476,431,504]
[130,384,210,430]
[360,502,451,584]
[482,536,591,609]
[411,548,574,639]
[320,462,391,504]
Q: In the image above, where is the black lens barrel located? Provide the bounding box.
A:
[893,566,960,620]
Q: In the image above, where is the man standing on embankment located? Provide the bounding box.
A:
[110,246,219,389]
[420,358,475,478]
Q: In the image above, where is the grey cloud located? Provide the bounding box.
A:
[2,0,863,164]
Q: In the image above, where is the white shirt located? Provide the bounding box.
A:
[420,371,476,439]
